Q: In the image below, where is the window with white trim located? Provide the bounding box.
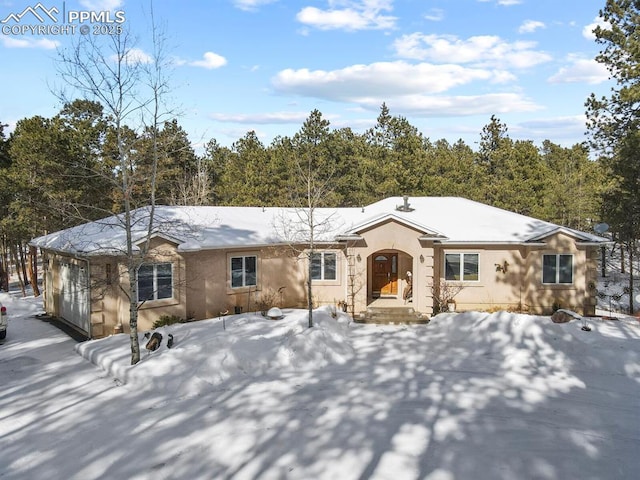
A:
[543,254,573,284]
[311,252,337,280]
[138,263,173,301]
[445,253,479,281]
[231,255,257,288]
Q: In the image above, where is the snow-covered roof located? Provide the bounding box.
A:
[30,197,607,256]
[357,197,607,244]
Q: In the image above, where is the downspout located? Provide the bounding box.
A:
[85,257,92,339]
[77,254,92,340]
[344,243,350,314]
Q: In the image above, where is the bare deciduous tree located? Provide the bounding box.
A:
[274,150,340,327]
[171,157,212,206]
[56,14,175,364]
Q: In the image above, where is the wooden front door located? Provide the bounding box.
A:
[372,253,398,296]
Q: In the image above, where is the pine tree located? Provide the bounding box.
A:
[541,141,605,230]
[586,0,640,313]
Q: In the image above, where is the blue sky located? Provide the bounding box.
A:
[0,0,611,150]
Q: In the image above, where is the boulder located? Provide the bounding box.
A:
[267,307,283,320]
[551,309,580,324]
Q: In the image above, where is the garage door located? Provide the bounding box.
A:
[59,262,90,335]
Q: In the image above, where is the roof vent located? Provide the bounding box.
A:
[396,195,414,212]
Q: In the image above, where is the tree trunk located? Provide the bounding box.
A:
[28,245,40,297]
[0,259,5,292]
[0,238,8,291]
[18,242,28,286]
[629,241,635,315]
[10,244,26,297]
[129,262,140,364]
[307,255,313,328]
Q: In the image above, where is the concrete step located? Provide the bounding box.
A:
[356,307,430,325]
[366,306,416,316]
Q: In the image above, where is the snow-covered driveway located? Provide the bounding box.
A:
[1,294,639,480]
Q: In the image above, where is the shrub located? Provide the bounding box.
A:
[256,288,281,314]
[153,315,185,329]
[430,280,464,314]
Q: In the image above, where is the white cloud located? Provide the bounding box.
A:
[477,0,522,5]
[210,111,309,124]
[513,115,587,144]
[358,92,541,116]
[272,61,512,100]
[233,0,278,12]
[0,36,59,49]
[491,70,518,83]
[583,16,609,40]
[79,0,124,10]
[269,58,540,118]
[210,94,541,129]
[115,47,153,65]
[393,33,552,69]
[424,8,444,22]
[296,0,396,31]
[519,20,545,34]
[190,52,227,69]
[548,57,610,84]
[170,56,187,67]
[518,115,585,131]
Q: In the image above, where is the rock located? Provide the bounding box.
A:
[551,309,580,323]
[267,307,283,320]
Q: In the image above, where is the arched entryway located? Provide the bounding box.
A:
[368,250,413,305]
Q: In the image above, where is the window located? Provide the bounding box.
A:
[311,252,337,280]
[543,254,573,284]
[445,253,479,281]
[138,263,173,302]
[231,255,257,288]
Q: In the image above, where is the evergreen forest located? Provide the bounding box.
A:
[0,102,608,292]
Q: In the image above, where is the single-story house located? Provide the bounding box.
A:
[30,196,607,338]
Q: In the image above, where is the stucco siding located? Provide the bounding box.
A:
[524,233,593,315]
[433,233,596,315]
[435,246,527,312]
[37,209,603,337]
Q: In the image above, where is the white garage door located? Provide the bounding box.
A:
[59,262,90,335]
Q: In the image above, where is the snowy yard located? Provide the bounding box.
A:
[1,292,639,480]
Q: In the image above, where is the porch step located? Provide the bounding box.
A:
[356,307,430,325]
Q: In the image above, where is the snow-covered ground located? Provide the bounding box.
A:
[1,291,639,480]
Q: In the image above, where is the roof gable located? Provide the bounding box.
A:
[345,213,448,239]
[524,226,605,244]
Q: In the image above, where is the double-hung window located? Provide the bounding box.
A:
[138,263,173,302]
[445,253,479,281]
[543,254,573,284]
[231,255,257,288]
[311,252,337,281]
